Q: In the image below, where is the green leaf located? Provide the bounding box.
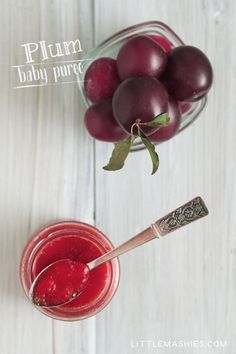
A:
[146,112,170,128]
[139,129,159,175]
[103,136,135,171]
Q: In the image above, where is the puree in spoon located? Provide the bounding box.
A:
[31,259,89,307]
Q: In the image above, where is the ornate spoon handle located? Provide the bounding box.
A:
[151,196,209,237]
[87,197,208,270]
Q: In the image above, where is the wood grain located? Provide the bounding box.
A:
[0,0,235,353]
[94,1,236,354]
[0,1,95,354]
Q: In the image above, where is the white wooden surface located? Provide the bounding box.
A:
[0,0,235,353]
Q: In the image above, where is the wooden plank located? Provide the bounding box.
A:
[0,0,95,354]
[0,1,53,354]
[35,1,96,354]
[94,0,236,353]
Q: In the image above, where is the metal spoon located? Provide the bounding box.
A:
[30,196,208,307]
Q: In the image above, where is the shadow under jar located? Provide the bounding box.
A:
[77,21,207,151]
[20,221,120,321]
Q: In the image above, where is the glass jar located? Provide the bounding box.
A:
[77,21,207,151]
[20,221,120,321]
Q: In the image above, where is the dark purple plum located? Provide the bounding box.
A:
[149,96,181,142]
[84,57,121,103]
[112,76,168,135]
[84,98,129,142]
[117,35,167,80]
[162,45,213,102]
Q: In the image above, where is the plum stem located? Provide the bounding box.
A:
[130,118,148,136]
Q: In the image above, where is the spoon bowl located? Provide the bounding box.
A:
[30,259,90,307]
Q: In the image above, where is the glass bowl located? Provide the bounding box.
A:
[77,21,207,152]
